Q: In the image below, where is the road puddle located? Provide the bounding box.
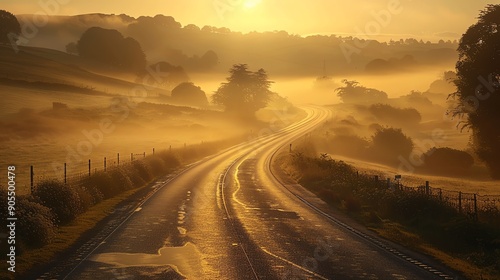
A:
[91,242,203,279]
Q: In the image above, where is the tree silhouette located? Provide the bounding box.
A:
[335,80,388,104]
[451,5,500,178]
[0,10,21,44]
[370,128,414,165]
[212,64,273,117]
[171,82,208,107]
[77,27,146,72]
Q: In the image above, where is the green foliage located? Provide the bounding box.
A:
[423,147,474,175]
[452,4,500,178]
[33,180,83,225]
[212,64,274,117]
[335,80,388,104]
[0,10,20,44]
[77,27,146,72]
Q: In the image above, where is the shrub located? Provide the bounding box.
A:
[342,196,362,212]
[82,171,116,199]
[109,167,134,192]
[369,127,414,165]
[132,160,153,182]
[33,180,82,225]
[369,103,422,127]
[17,196,57,248]
[158,151,181,168]
[145,156,167,176]
[422,147,474,175]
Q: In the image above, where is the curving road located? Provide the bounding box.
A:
[39,106,459,279]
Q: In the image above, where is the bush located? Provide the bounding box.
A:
[171,82,209,107]
[132,160,153,182]
[370,127,414,165]
[82,171,116,199]
[158,151,181,168]
[369,103,421,127]
[145,156,167,176]
[17,196,57,248]
[33,180,82,225]
[422,147,474,175]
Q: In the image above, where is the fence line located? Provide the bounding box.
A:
[373,176,500,221]
[17,146,177,194]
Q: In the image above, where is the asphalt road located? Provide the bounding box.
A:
[39,106,460,280]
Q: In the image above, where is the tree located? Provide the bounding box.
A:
[335,80,388,104]
[212,64,273,117]
[77,27,146,72]
[171,82,208,107]
[370,128,414,165]
[65,42,78,55]
[142,62,189,89]
[451,5,500,178]
[0,10,21,45]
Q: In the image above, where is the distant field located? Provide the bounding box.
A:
[327,154,500,195]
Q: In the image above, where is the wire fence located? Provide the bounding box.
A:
[10,146,177,195]
[377,176,500,222]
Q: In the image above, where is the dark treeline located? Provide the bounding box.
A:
[16,13,457,76]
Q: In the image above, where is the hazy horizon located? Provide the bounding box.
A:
[3,0,489,41]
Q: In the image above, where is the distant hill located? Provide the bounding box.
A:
[0,45,168,96]
[14,13,458,77]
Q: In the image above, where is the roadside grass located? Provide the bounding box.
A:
[13,186,143,276]
[280,149,500,280]
[0,134,248,278]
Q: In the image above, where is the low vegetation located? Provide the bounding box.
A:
[0,137,245,276]
[281,148,500,279]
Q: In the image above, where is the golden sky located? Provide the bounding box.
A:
[2,0,490,41]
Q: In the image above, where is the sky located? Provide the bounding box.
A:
[2,0,493,41]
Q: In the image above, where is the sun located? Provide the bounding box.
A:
[243,0,262,9]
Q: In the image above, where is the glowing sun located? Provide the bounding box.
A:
[244,0,262,9]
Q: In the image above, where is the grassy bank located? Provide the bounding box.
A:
[280,148,500,280]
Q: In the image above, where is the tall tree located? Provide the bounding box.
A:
[451,5,500,178]
[212,64,273,117]
[0,10,21,45]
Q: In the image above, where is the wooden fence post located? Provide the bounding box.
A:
[153,148,155,155]
[64,163,67,184]
[425,181,430,196]
[117,153,120,166]
[104,157,107,172]
[88,159,91,177]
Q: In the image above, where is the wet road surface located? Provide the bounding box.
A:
[38,107,460,279]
